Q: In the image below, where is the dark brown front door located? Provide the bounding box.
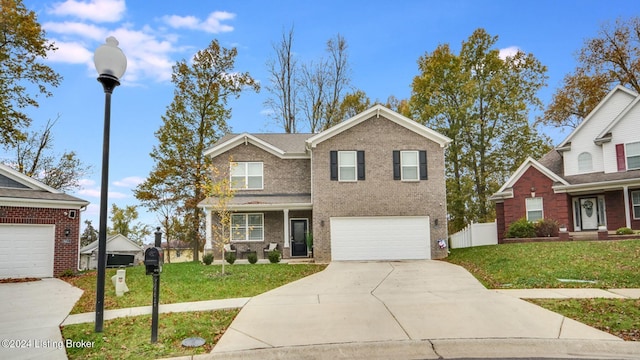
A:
[291,219,308,257]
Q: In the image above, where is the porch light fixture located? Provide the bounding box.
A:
[93,36,127,333]
[530,186,536,198]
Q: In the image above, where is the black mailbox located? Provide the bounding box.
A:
[144,247,163,275]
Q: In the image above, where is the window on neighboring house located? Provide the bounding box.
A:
[330,151,365,181]
[626,142,640,170]
[578,152,592,172]
[526,197,543,222]
[231,213,264,241]
[230,162,263,190]
[633,191,640,219]
[393,150,428,181]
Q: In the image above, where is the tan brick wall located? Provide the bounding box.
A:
[311,115,449,261]
[0,205,82,277]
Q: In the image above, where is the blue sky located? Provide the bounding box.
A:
[8,0,639,238]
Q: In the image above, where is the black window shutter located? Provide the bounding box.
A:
[419,150,428,180]
[393,150,401,180]
[330,151,338,181]
[357,151,365,180]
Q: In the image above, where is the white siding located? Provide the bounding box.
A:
[603,102,640,173]
[564,90,635,176]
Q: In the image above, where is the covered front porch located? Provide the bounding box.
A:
[200,194,313,260]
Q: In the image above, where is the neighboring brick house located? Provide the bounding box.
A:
[0,163,89,278]
[199,105,452,262]
[491,85,640,242]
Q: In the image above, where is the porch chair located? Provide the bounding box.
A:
[263,242,278,258]
[223,243,236,255]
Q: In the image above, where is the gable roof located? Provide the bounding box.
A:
[80,234,142,254]
[558,85,637,148]
[205,133,312,159]
[496,155,569,196]
[595,94,640,142]
[0,163,89,208]
[306,105,452,148]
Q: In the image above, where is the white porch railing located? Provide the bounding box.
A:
[450,221,498,249]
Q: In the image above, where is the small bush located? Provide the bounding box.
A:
[268,250,281,263]
[615,227,634,235]
[534,219,559,237]
[202,253,214,265]
[225,252,236,265]
[59,269,75,277]
[247,252,258,264]
[505,218,536,238]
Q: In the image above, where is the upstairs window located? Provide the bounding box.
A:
[626,142,640,170]
[230,162,263,190]
[330,151,365,181]
[526,197,543,222]
[393,150,428,181]
[578,152,592,172]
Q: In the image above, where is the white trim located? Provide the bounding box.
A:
[525,197,543,221]
[230,213,264,242]
[623,185,632,228]
[283,209,290,249]
[400,150,420,181]
[496,157,569,194]
[553,177,640,193]
[230,161,264,190]
[204,208,213,251]
[205,133,310,159]
[306,105,452,149]
[595,88,640,141]
[625,141,640,170]
[0,163,63,193]
[338,151,357,182]
[0,197,89,209]
[631,190,640,220]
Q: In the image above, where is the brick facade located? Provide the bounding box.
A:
[0,205,82,277]
[311,115,448,261]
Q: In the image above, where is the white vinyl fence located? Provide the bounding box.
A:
[450,221,498,249]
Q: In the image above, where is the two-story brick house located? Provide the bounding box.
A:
[491,85,640,242]
[199,105,452,262]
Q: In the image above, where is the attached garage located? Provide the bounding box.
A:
[0,225,55,278]
[330,216,431,261]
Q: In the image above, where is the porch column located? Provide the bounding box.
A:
[623,185,632,228]
[283,209,290,249]
[204,208,213,251]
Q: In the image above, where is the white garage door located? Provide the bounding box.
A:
[0,225,55,278]
[330,216,430,261]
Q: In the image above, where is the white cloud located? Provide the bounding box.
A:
[48,0,126,23]
[46,39,93,63]
[499,46,521,60]
[113,176,145,188]
[161,11,235,33]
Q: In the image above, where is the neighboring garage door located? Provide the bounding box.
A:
[0,225,55,278]
[330,216,430,261]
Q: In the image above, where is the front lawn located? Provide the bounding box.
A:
[64,262,327,314]
[445,239,640,288]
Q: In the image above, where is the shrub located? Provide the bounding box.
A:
[202,253,214,265]
[247,252,258,264]
[268,250,281,263]
[615,227,634,235]
[534,219,559,237]
[59,269,75,277]
[505,218,536,238]
[225,252,236,264]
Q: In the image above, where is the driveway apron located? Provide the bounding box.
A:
[0,278,83,360]
[213,261,619,353]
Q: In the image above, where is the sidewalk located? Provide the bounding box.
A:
[496,288,640,299]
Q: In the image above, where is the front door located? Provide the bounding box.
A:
[580,198,599,230]
[291,219,308,257]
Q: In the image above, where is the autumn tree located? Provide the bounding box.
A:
[542,17,640,129]
[3,116,91,191]
[80,220,98,247]
[410,29,551,232]
[136,40,259,262]
[0,0,61,145]
[108,204,150,245]
[265,26,298,133]
[202,160,235,274]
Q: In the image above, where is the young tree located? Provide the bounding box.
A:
[137,40,258,262]
[3,116,91,191]
[265,26,298,133]
[0,0,62,146]
[202,160,235,274]
[80,220,98,247]
[410,29,551,232]
[542,17,640,129]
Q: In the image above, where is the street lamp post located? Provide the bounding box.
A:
[93,36,127,333]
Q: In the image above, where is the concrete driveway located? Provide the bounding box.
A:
[0,278,83,360]
[212,261,629,358]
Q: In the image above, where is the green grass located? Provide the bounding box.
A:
[61,309,239,359]
[530,299,640,341]
[64,262,327,314]
[445,239,640,288]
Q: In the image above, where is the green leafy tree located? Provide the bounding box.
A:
[136,40,258,262]
[410,28,552,232]
[80,220,98,247]
[541,17,640,129]
[0,0,61,145]
[108,204,150,245]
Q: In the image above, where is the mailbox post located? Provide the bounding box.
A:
[145,228,163,343]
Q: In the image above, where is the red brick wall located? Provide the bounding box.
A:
[497,166,570,242]
[0,206,81,277]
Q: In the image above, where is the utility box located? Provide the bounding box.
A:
[145,247,163,275]
[111,269,129,296]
